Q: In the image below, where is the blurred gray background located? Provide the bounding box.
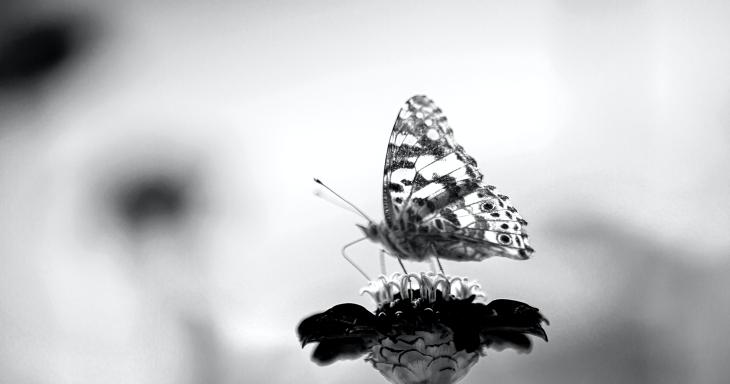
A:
[1,0,728,383]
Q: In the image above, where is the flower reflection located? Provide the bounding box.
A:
[297,272,548,384]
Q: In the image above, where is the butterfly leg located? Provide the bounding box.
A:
[397,256,408,274]
[429,244,446,275]
[382,248,408,274]
[435,256,445,275]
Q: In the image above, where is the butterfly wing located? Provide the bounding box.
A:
[422,183,534,260]
[383,95,481,226]
[382,95,533,261]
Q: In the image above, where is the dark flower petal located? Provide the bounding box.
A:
[477,299,549,351]
[436,299,488,352]
[297,303,379,362]
[481,332,534,352]
[311,338,373,365]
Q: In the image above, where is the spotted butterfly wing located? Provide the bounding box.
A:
[383,95,533,260]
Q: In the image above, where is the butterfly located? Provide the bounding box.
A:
[319,95,533,270]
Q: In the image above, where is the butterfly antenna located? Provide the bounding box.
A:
[314,190,362,215]
[342,237,370,281]
[314,178,375,223]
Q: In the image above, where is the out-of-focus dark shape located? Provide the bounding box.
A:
[115,174,191,231]
[0,15,88,89]
[87,135,211,252]
[297,273,548,384]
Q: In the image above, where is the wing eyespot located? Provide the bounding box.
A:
[480,201,495,211]
[498,234,512,245]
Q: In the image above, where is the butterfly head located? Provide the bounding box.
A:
[356,222,381,242]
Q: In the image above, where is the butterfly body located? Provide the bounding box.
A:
[367,95,534,262]
[358,222,430,261]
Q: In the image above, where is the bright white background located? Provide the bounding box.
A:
[1,1,728,383]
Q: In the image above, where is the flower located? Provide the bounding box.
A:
[297,272,548,384]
